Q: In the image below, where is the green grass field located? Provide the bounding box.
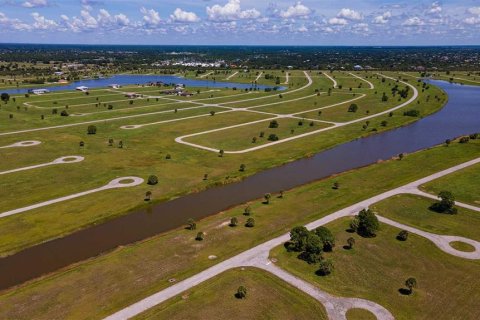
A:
[420,163,480,206]
[134,268,327,320]
[270,217,480,320]
[371,194,480,241]
[0,139,478,320]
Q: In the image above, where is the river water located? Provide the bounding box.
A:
[1,74,282,95]
[0,80,479,290]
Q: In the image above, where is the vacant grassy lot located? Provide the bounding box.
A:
[135,268,327,320]
[185,117,332,151]
[270,218,480,320]
[420,163,480,206]
[0,140,478,320]
[371,194,480,241]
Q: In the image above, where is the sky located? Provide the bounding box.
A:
[0,0,480,45]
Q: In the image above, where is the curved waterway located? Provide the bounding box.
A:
[1,74,283,95]
[0,80,479,290]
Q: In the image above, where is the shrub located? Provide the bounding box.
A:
[236,286,247,299]
[430,191,457,214]
[60,110,69,117]
[245,218,255,228]
[268,134,279,141]
[317,259,334,276]
[195,232,204,241]
[147,175,159,185]
[459,136,470,144]
[243,206,252,216]
[87,125,97,134]
[397,230,409,241]
[269,120,279,128]
[165,154,172,159]
[230,217,238,227]
[403,109,420,117]
[239,164,246,172]
[187,218,196,230]
[210,111,215,116]
[347,237,355,249]
[348,104,358,112]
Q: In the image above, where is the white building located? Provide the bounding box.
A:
[76,86,89,92]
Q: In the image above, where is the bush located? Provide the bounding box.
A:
[147,175,159,185]
[268,134,279,141]
[230,217,238,227]
[348,104,358,112]
[403,109,420,117]
[243,206,252,216]
[187,218,196,230]
[60,110,69,117]
[269,120,279,128]
[245,218,255,228]
[236,286,247,299]
[317,259,334,276]
[459,136,470,144]
[397,230,409,241]
[195,232,204,241]
[87,125,97,134]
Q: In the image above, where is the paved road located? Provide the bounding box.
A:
[104,156,480,320]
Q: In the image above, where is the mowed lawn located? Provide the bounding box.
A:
[371,194,480,241]
[184,117,332,151]
[134,268,327,320]
[0,141,478,320]
[270,218,480,320]
[420,163,480,206]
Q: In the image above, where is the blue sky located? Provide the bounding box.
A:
[0,0,479,45]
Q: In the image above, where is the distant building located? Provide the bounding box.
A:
[76,86,89,92]
[125,92,140,98]
[354,65,363,71]
[28,89,50,95]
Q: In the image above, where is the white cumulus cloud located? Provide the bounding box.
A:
[329,17,348,25]
[141,7,161,26]
[373,11,391,24]
[279,2,311,19]
[206,0,260,21]
[402,17,425,26]
[337,8,363,21]
[170,8,200,23]
[22,0,49,8]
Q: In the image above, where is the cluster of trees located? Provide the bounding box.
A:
[286,226,335,275]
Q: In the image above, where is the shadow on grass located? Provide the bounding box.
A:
[398,288,412,296]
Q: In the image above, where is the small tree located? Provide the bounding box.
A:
[357,209,379,237]
[203,173,208,180]
[445,139,451,147]
[349,217,360,232]
[236,286,247,299]
[79,141,85,147]
[269,120,279,128]
[333,182,340,190]
[0,93,10,103]
[397,230,409,241]
[268,134,279,141]
[230,217,238,227]
[239,164,246,172]
[405,277,417,295]
[264,193,272,204]
[210,111,216,116]
[187,218,196,230]
[347,237,355,249]
[195,232,204,241]
[219,149,224,157]
[147,175,158,185]
[317,259,334,276]
[145,191,152,201]
[108,138,114,146]
[243,206,252,216]
[87,125,97,135]
[314,226,335,251]
[348,104,358,112]
[245,218,255,228]
[118,140,124,149]
[430,191,457,214]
